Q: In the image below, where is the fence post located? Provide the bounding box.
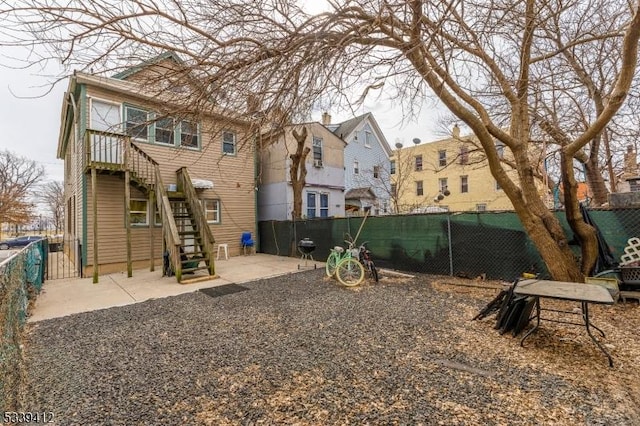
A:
[447,213,453,276]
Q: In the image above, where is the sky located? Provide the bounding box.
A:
[0,1,451,184]
[0,55,449,185]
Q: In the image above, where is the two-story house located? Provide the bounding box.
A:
[257,122,346,220]
[57,52,256,283]
[326,113,393,216]
[393,126,546,212]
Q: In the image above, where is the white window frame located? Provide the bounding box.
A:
[201,199,221,224]
[90,98,122,133]
[130,198,148,226]
[223,131,237,155]
[461,175,469,193]
[313,136,323,161]
[319,193,329,218]
[390,160,396,175]
[476,203,487,211]
[365,131,373,147]
[180,120,199,149]
[354,161,359,174]
[438,150,447,167]
[415,155,423,171]
[155,116,176,146]
[124,105,150,141]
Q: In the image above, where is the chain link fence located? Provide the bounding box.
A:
[0,240,46,412]
[258,207,640,282]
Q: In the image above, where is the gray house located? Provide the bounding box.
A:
[325,112,393,216]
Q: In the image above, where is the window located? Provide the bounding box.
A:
[320,193,329,218]
[416,180,424,196]
[391,183,397,196]
[373,165,380,179]
[476,203,487,211]
[354,161,359,174]
[438,150,447,167]
[307,192,317,218]
[313,137,323,161]
[415,155,423,171]
[125,106,149,141]
[130,199,148,225]
[365,131,373,147]
[439,178,448,194]
[461,175,468,193]
[180,120,199,149]
[90,99,121,132]
[390,160,396,175]
[459,145,469,165]
[223,131,236,154]
[201,199,221,224]
[155,117,175,145]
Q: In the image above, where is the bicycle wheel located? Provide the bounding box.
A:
[370,262,379,283]
[336,258,365,287]
[326,252,339,277]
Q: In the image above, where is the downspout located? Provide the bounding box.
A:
[254,131,259,252]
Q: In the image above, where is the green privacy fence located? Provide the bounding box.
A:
[258,207,640,281]
[0,240,47,412]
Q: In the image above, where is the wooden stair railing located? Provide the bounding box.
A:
[155,166,183,281]
[176,167,215,277]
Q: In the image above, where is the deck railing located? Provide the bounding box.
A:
[177,167,215,276]
[155,167,183,281]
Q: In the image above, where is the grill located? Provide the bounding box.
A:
[297,238,317,270]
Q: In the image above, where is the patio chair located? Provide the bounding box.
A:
[241,232,255,255]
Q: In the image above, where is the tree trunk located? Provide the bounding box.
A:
[289,127,310,220]
[561,150,599,277]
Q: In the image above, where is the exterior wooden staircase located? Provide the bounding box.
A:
[84,129,215,283]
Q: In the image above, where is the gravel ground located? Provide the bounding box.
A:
[19,269,640,425]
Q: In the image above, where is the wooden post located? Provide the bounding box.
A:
[149,189,155,272]
[125,169,132,278]
[91,167,99,284]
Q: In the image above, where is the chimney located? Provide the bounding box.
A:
[452,124,460,138]
[322,112,332,125]
[624,145,638,178]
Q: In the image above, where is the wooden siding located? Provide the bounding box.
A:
[76,84,256,272]
[85,174,163,267]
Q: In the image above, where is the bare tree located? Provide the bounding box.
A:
[0,150,45,237]
[38,181,64,233]
[3,0,640,281]
[289,127,310,219]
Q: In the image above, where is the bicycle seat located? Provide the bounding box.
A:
[334,246,344,253]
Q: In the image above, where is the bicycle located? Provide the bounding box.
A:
[358,242,379,283]
[326,234,365,287]
[325,234,358,276]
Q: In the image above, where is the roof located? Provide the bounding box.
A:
[345,187,377,200]
[332,113,368,140]
[111,51,184,80]
[330,112,393,156]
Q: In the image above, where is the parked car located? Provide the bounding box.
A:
[0,235,44,250]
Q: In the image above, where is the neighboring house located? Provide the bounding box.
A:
[257,122,346,221]
[393,126,546,212]
[57,52,256,282]
[326,113,393,216]
[610,145,640,207]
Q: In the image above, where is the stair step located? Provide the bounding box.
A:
[182,265,211,274]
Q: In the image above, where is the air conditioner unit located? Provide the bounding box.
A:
[313,159,323,168]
